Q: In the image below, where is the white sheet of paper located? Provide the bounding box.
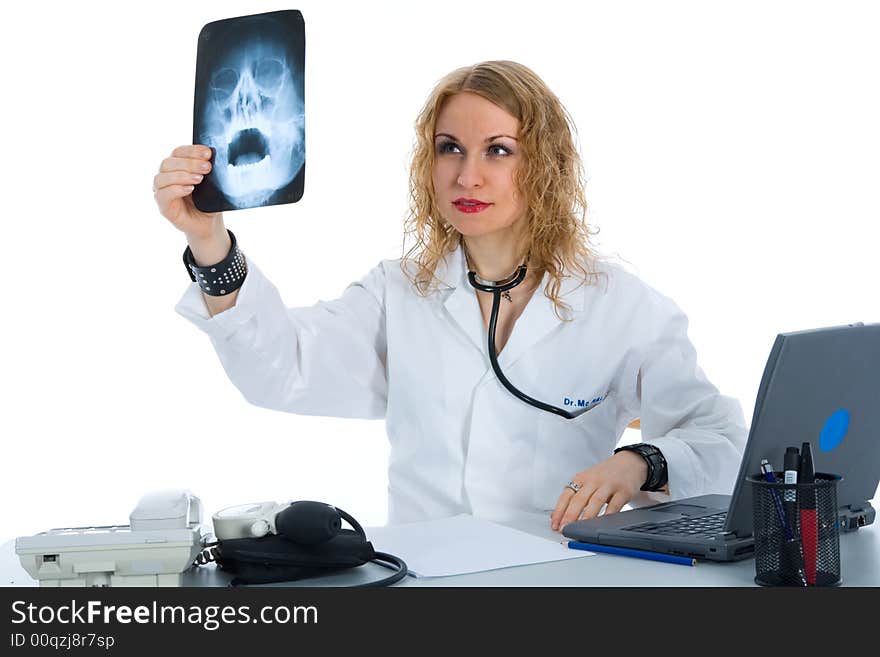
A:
[365,514,593,578]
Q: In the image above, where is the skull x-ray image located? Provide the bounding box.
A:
[192,10,305,212]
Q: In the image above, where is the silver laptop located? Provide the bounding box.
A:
[562,322,880,562]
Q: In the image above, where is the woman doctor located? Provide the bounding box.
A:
[154,60,747,531]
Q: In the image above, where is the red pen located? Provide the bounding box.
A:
[799,442,817,585]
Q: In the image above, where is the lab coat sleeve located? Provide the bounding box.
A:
[174,258,387,419]
[628,290,748,506]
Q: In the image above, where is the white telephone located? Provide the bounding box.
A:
[15,489,209,587]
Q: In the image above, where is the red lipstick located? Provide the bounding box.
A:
[453,198,491,214]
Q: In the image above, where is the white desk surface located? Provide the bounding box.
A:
[3,513,878,587]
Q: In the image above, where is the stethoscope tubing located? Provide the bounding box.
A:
[468,267,591,420]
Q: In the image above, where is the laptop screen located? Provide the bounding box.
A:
[723,323,880,536]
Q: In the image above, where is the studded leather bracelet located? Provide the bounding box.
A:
[182,229,248,296]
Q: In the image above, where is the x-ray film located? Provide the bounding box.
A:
[192,10,305,213]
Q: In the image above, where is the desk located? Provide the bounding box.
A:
[3,516,879,587]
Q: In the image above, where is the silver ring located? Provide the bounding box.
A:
[565,481,583,493]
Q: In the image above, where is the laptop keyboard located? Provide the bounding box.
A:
[625,511,728,537]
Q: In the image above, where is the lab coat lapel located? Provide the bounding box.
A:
[437,246,487,355]
[435,245,588,365]
[497,270,586,370]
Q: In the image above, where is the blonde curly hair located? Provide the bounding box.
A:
[401,60,605,320]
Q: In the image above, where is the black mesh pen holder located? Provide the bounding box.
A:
[748,473,842,587]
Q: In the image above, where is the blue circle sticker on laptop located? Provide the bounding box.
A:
[820,409,850,451]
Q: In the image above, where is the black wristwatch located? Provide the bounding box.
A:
[613,443,668,492]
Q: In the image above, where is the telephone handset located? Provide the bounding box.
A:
[130,489,204,531]
[197,500,408,587]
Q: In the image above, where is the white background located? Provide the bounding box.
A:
[0,0,877,542]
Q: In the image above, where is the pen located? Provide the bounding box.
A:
[760,459,793,540]
[563,540,696,567]
[760,459,808,586]
[783,446,801,527]
[799,442,817,585]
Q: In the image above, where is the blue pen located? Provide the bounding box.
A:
[564,540,696,566]
[759,458,808,586]
[760,459,794,540]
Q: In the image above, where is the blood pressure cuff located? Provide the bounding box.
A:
[214,529,377,585]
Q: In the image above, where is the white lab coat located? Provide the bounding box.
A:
[175,245,747,526]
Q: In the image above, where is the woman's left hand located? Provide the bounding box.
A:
[550,450,648,531]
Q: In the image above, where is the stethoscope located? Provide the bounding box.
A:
[466,260,601,420]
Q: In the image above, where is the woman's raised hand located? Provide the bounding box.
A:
[153,144,229,260]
